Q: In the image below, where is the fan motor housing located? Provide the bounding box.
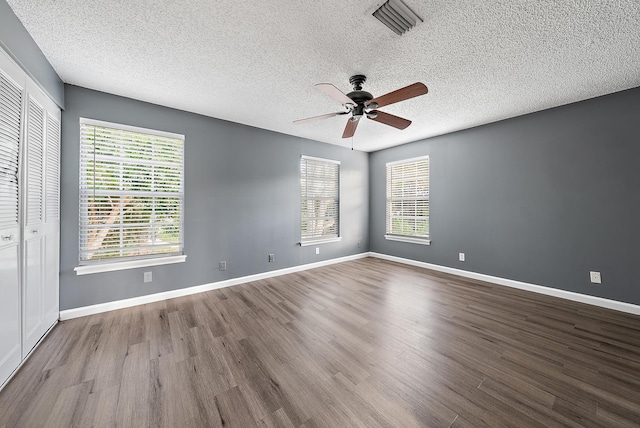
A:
[346,90,374,105]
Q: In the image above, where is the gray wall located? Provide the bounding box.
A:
[0,0,64,107]
[370,87,640,305]
[7,0,637,309]
[60,85,369,310]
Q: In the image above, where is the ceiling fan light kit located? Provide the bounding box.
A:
[294,75,428,139]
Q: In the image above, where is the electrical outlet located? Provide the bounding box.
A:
[144,271,152,283]
[459,252,465,262]
[315,247,320,255]
[590,271,602,284]
[219,261,227,271]
[357,239,361,248]
[268,254,275,262]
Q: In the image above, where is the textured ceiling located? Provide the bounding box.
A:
[7,0,640,152]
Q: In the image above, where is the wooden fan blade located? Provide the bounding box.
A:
[293,112,346,124]
[368,110,412,130]
[315,83,356,106]
[342,118,360,138]
[366,82,428,108]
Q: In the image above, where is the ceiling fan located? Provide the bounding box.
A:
[294,75,428,138]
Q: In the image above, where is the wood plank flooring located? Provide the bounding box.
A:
[1,257,640,427]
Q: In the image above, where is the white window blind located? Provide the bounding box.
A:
[0,70,22,229]
[386,156,429,242]
[79,119,184,264]
[301,156,340,243]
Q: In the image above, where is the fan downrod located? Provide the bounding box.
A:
[349,74,367,91]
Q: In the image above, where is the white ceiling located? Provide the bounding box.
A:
[7,0,640,152]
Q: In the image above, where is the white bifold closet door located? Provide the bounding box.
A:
[22,79,60,355]
[0,46,60,387]
[43,106,60,329]
[22,90,45,353]
[0,50,23,385]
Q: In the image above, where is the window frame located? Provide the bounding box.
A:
[300,155,342,246]
[75,118,186,275]
[385,155,431,245]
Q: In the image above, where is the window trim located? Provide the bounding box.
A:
[299,237,342,247]
[384,234,431,245]
[385,155,430,245]
[300,155,340,246]
[74,254,187,275]
[80,118,184,141]
[77,118,185,269]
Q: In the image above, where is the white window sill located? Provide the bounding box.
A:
[75,255,187,275]
[300,237,342,246]
[384,235,431,245]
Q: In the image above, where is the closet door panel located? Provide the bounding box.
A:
[22,238,43,353]
[0,244,21,386]
[43,233,59,327]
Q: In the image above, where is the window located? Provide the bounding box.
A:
[78,118,185,268]
[300,155,341,245]
[385,156,430,245]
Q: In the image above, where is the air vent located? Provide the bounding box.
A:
[372,0,422,35]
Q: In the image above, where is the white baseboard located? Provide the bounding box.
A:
[59,251,640,320]
[59,253,369,320]
[369,252,640,316]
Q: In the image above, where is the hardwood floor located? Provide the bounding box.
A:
[1,257,640,427]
